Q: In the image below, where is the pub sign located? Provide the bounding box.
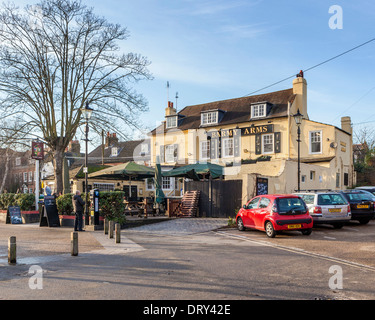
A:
[32,141,44,160]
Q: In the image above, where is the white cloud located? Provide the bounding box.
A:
[219,23,267,39]
[184,0,262,16]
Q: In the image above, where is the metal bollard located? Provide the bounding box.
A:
[8,236,16,265]
[71,232,78,256]
[108,220,114,239]
[104,218,109,235]
[115,223,121,243]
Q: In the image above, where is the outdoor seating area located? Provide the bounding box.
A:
[124,197,157,218]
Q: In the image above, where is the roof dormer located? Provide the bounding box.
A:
[250,102,272,119]
[200,109,225,126]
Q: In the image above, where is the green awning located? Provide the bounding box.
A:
[88,161,155,180]
[162,163,224,180]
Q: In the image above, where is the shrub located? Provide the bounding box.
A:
[56,193,74,215]
[0,193,35,211]
[0,193,16,210]
[15,193,35,211]
[99,191,126,224]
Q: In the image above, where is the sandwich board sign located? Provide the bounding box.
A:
[6,206,22,224]
[39,195,60,227]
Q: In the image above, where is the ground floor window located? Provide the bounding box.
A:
[222,138,234,158]
[200,140,210,160]
[262,134,274,154]
[162,177,172,190]
[93,183,115,192]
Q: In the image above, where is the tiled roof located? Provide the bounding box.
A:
[152,88,296,133]
[88,139,150,164]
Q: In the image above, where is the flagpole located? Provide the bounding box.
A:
[167,81,170,105]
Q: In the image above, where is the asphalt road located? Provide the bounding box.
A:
[1,219,375,302]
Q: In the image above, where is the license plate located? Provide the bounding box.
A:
[287,224,301,229]
[329,208,341,213]
[357,205,369,209]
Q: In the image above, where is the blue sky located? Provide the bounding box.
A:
[16,0,375,143]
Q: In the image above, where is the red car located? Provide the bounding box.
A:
[236,194,313,238]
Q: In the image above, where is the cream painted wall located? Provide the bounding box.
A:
[150,77,354,203]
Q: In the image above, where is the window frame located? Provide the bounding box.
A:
[93,182,115,192]
[200,140,211,160]
[111,147,118,157]
[222,137,234,158]
[165,145,176,163]
[166,116,178,129]
[262,133,274,154]
[309,130,322,154]
[251,103,266,119]
[201,111,218,126]
[162,177,173,190]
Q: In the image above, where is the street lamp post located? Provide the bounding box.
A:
[81,102,93,226]
[293,109,303,192]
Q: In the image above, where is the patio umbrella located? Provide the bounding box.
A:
[88,161,155,180]
[88,161,155,199]
[154,156,165,205]
[162,162,223,180]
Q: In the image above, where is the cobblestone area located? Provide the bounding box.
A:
[127,218,228,236]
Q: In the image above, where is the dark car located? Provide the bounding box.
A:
[337,190,375,224]
[355,186,375,196]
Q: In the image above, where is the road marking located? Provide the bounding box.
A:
[324,236,336,240]
[215,231,375,273]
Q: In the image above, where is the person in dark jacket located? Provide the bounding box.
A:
[72,190,85,231]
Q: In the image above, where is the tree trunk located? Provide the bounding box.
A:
[63,157,70,195]
[0,147,10,193]
[53,146,65,195]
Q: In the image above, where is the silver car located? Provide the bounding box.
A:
[294,192,351,228]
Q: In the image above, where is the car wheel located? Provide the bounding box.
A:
[301,228,312,236]
[265,221,276,238]
[358,219,370,225]
[237,217,245,231]
[332,223,344,229]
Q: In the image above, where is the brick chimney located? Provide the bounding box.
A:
[105,132,119,148]
[341,116,352,135]
[292,71,308,119]
[165,101,176,117]
[66,140,81,154]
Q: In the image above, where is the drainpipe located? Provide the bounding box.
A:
[287,102,291,160]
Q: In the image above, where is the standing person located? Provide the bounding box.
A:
[72,190,85,232]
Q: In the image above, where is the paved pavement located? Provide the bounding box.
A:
[2,217,375,301]
[0,217,228,266]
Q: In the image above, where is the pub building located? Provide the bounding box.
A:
[150,74,354,204]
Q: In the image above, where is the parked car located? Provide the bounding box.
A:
[354,188,375,201]
[337,190,375,224]
[355,186,375,196]
[294,192,351,229]
[236,194,313,238]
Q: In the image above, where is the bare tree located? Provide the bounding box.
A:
[0,120,31,193]
[0,0,152,193]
